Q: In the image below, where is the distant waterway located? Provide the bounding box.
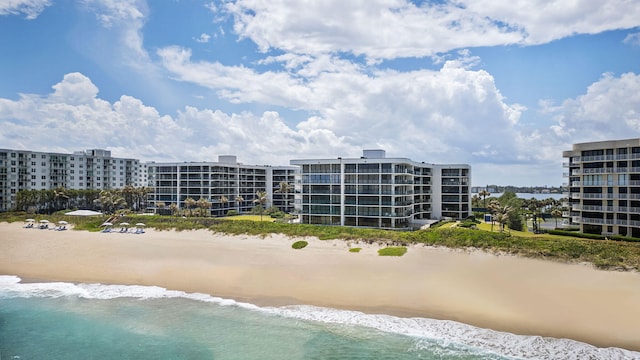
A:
[478,193,565,201]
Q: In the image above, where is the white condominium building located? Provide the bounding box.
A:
[290,150,471,229]
[0,148,145,211]
[147,155,297,216]
[563,138,640,237]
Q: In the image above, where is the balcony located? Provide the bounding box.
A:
[576,218,640,227]
[573,168,614,175]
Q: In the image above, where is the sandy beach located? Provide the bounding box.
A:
[1,221,640,352]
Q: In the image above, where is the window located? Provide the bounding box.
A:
[41,175,46,179]
[41,155,45,159]
[31,175,35,179]
[41,182,46,187]
[41,162,46,166]
[11,160,16,166]
[31,162,36,166]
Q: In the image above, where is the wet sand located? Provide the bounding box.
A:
[1,221,640,351]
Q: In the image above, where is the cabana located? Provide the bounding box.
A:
[134,223,146,234]
[24,219,35,228]
[39,219,50,229]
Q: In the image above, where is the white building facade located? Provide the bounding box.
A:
[563,138,640,237]
[147,156,297,216]
[0,148,144,211]
[290,150,471,229]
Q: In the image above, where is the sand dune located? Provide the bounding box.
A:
[1,221,639,351]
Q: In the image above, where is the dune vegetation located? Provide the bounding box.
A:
[2,211,640,271]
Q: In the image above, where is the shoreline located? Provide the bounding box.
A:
[1,222,640,352]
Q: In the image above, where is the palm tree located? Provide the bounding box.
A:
[122,185,136,211]
[219,195,229,216]
[551,207,563,229]
[169,203,179,216]
[235,195,244,214]
[527,198,543,233]
[94,189,126,214]
[493,205,513,233]
[197,197,211,216]
[156,201,166,215]
[471,194,480,208]
[487,199,501,231]
[253,190,268,221]
[275,181,292,212]
[479,189,491,210]
[135,186,151,212]
[184,197,196,217]
[53,187,70,211]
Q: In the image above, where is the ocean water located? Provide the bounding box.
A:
[1,276,638,360]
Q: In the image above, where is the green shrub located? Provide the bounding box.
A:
[610,235,640,242]
[459,220,477,228]
[348,247,362,253]
[292,240,308,249]
[226,210,238,216]
[548,230,605,240]
[378,246,407,256]
[430,220,454,229]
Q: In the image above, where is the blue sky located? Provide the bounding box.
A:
[1,0,639,186]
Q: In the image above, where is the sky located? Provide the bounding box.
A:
[1,0,639,187]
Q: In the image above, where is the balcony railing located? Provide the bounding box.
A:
[575,218,640,227]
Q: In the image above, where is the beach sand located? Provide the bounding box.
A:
[1,221,640,351]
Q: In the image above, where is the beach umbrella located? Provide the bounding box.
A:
[58,220,68,225]
[101,222,113,227]
[39,220,49,223]
[135,223,146,227]
[120,222,130,226]
[26,218,35,222]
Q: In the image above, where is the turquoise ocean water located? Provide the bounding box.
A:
[1,276,638,360]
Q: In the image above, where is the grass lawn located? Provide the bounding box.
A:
[219,215,276,222]
[477,222,578,241]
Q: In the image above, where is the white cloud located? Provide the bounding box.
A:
[221,0,640,60]
[0,72,356,164]
[0,0,51,19]
[9,70,637,186]
[82,0,151,68]
[624,32,640,46]
[547,72,640,142]
[195,33,211,43]
[158,45,528,165]
[0,73,183,160]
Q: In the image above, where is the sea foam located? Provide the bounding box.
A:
[1,275,638,360]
